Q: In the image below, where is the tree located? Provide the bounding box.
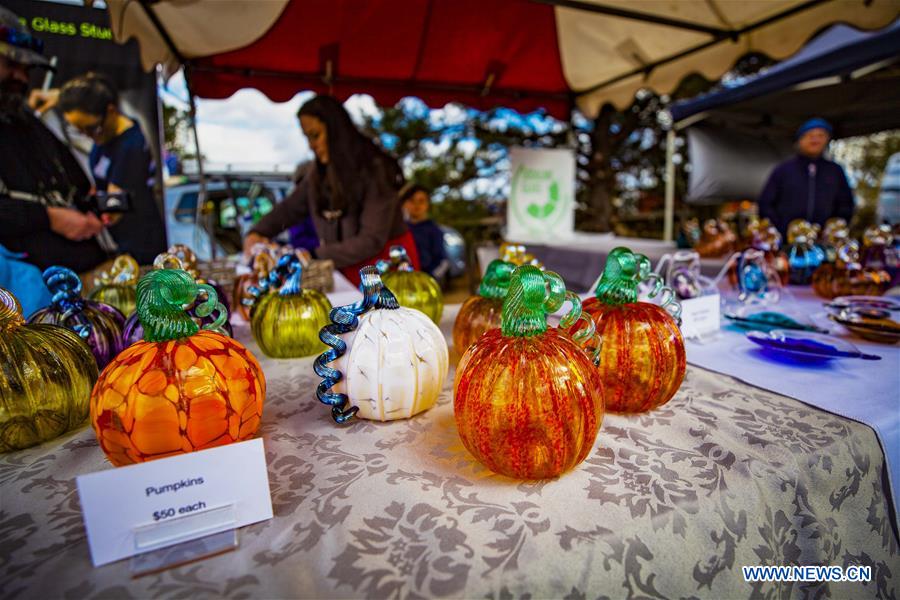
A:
[832,130,900,234]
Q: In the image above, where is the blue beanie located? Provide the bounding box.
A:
[796,117,833,140]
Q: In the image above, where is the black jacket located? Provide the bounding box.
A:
[758,154,854,239]
[0,112,107,273]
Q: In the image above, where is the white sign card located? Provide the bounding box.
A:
[507,146,575,242]
[76,438,273,567]
[679,293,721,339]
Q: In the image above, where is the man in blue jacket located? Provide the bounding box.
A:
[758,118,854,238]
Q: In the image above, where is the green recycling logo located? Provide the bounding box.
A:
[511,165,568,234]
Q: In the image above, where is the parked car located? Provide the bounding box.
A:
[164,174,293,260]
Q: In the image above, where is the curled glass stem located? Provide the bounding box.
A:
[314,266,399,424]
[0,288,24,330]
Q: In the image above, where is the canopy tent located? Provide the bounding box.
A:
[106,0,900,118]
[661,18,900,231]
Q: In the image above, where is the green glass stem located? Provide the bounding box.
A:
[478,260,516,300]
[137,269,227,342]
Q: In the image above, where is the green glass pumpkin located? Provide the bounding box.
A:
[0,288,99,452]
[88,254,139,316]
[250,255,332,358]
[378,246,443,324]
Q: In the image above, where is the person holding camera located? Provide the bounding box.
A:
[0,7,109,273]
[58,72,166,265]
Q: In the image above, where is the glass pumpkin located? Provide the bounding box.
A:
[378,246,443,324]
[821,217,849,264]
[250,254,332,358]
[577,247,685,413]
[233,249,277,321]
[695,219,736,258]
[812,239,891,299]
[88,254,139,316]
[315,266,448,423]
[90,269,265,466]
[1,288,98,452]
[498,242,543,269]
[455,265,603,479]
[786,220,825,285]
[27,266,126,369]
[122,252,233,345]
[452,259,516,353]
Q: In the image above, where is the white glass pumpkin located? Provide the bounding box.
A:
[329,307,448,421]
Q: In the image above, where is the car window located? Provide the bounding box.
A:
[174,191,199,223]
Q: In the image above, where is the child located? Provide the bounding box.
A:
[402,185,447,278]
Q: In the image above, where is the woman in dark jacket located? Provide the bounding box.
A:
[243,95,418,285]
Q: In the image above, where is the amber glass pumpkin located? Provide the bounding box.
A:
[378,246,443,323]
[812,240,891,299]
[454,265,603,480]
[250,255,332,358]
[0,288,98,452]
[576,247,685,414]
[90,269,266,466]
[452,259,516,354]
[27,267,126,370]
[88,254,139,316]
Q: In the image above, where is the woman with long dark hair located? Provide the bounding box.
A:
[243,95,419,284]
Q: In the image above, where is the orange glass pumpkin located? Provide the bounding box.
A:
[454,265,603,479]
[577,247,685,413]
[812,239,891,299]
[90,269,265,466]
[452,259,515,354]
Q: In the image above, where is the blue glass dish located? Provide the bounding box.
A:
[746,329,881,362]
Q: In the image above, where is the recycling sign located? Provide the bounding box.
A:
[507,147,575,242]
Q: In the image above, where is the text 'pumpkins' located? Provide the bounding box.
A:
[90,269,265,466]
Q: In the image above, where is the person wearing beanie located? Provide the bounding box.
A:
[758,117,854,238]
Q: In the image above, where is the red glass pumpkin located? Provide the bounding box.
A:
[577,247,685,413]
[454,265,603,479]
[452,259,515,354]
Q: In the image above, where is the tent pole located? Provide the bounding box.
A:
[184,66,214,260]
[663,128,675,243]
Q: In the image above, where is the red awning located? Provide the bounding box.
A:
[189,0,572,117]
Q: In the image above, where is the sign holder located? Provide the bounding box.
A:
[130,503,238,576]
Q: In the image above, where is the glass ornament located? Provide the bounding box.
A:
[653,250,716,300]
[821,217,850,263]
[694,219,736,258]
[498,242,544,269]
[454,265,603,479]
[90,269,265,466]
[27,266,126,369]
[578,247,685,413]
[315,266,448,423]
[786,220,825,284]
[122,252,233,345]
[812,239,891,299]
[233,247,278,321]
[730,219,789,286]
[88,254,139,316]
[378,246,443,324]
[0,288,98,452]
[861,224,899,286]
[452,259,516,353]
[249,254,332,358]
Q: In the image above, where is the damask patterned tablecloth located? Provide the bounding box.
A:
[1,309,898,599]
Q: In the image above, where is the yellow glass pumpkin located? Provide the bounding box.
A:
[0,288,98,452]
[88,254,139,316]
[250,255,332,358]
[378,246,443,324]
